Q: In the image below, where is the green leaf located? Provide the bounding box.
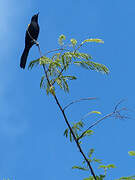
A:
[74,60,109,74]
[46,82,50,95]
[90,111,102,115]
[65,121,84,141]
[106,164,116,169]
[84,175,106,180]
[92,158,102,164]
[52,53,61,61]
[56,78,63,89]
[55,75,72,93]
[39,56,52,65]
[46,83,55,95]
[72,121,84,133]
[58,34,66,45]
[98,175,106,180]
[62,75,77,80]
[40,75,45,88]
[62,78,69,92]
[64,128,68,138]
[61,55,65,66]
[70,38,77,47]
[98,164,116,169]
[28,58,40,69]
[81,110,101,122]
[52,61,61,68]
[61,52,72,70]
[79,130,94,140]
[84,177,94,180]
[128,151,135,156]
[78,53,92,60]
[82,38,104,44]
[116,176,135,180]
[88,148,94,158]
[84,130,93,136]
[71,52,92,60]
[69,131,72,142]
[72,166,89,171]
[77,120,84,128]
[49,85,55,95]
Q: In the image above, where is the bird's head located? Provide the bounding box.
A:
[31,12,39,22]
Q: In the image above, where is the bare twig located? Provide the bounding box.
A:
[77,100,127,141]
[63,97,97,111]
[44,48,67,56]
[78,112,113,141]
[113,99,125,113]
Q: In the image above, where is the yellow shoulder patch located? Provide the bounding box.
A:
[27,24,30,31]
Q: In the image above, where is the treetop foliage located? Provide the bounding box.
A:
[28,34,135,180]
[29,34,109,95]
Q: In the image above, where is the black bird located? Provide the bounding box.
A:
[20,13,40,69]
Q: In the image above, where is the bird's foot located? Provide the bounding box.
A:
[32,39,39,46]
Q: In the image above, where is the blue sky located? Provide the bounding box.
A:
[0,0,135,179]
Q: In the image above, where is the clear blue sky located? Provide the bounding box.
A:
[0,0,135,179]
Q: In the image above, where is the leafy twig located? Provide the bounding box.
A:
[36,43,97,180]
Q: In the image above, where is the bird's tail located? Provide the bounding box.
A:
[20,47,30,69]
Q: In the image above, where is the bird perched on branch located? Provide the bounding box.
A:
[20,13,40,69]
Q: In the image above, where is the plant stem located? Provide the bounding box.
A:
[53,94,97,179]
[37,44,97,180]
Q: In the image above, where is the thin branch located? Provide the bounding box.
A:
[113,99,125,113]
[52,94,97,180]
[78,112,114,141]
[37,44,52,87]
[34,42,97,179]
[28,29,97,179]
[44,48,67,56]
[77,100,127,141]
[74,41,84,53]
[63,97,97,111]
[44,43,70,57]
